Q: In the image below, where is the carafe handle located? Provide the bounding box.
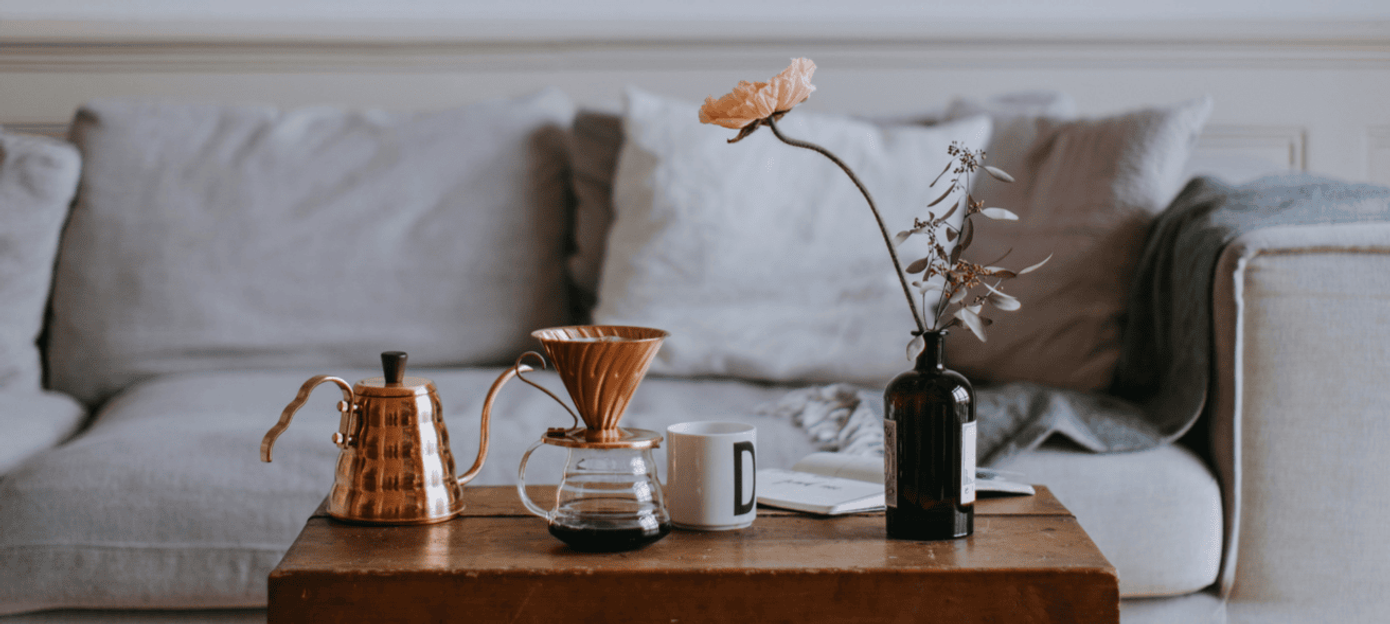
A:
[515,437,554,520]
[261,375,355,462]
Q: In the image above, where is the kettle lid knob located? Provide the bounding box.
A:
[381,351,407,385]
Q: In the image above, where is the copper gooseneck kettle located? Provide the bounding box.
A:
[261,351,496,524]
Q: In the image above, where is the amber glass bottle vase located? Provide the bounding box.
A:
[884,330,976,540]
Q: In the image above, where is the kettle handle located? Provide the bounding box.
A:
[261,375,355,463]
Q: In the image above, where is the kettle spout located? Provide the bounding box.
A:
[261,375,354,462]
[458,363,535,485]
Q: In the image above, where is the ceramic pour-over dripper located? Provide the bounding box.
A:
[529,325,668,447]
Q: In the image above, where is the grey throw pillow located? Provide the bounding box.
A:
[942,96,1213,391]
[566,110,625,321]
[48,90,577,407]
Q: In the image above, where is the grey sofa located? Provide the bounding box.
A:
[0,87,1386,624]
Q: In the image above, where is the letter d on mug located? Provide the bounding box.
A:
[666,422,756,530]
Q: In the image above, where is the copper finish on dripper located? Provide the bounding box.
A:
[531,326,668,444]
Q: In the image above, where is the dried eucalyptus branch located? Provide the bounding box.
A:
[698,57,1050,358]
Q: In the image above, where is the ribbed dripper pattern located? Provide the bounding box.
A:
[532,326,668,441]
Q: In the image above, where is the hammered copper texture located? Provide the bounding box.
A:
[531,326,667,442]
[327,387,465,524]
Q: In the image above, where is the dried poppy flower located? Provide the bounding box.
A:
[699,57,816,130]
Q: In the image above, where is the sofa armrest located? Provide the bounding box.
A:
[0,389,87,476]
[1210,222,1390,621]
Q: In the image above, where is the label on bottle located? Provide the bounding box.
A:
[883,418,897,508]
[961,421,977,504]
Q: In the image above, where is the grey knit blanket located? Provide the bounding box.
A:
[765,174,1390,466]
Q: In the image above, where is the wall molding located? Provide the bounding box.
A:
[0,123,67,138]
[3,19,1389,72]
[1198,125,1306,171]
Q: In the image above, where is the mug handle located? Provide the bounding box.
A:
[734,441,756,516]
[516,437,554,520]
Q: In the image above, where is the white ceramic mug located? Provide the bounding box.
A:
[665,421,757,530]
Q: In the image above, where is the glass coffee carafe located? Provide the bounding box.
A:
[518,433,670,552]
[480,325,672,552]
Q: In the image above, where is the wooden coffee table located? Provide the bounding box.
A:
[268,486,1118,623]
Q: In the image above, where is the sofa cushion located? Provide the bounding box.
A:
[0,130,81,391]
[565,93,1074,327]
[593,87,991,387]
[0,367,818,614]
[941,96,1213,391]
[46,90,577,408]
[0,390,86,477]
[566,111,625,319]
[997,439,1223,598]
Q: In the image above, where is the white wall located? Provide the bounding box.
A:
[2,0,1387,183]
[2,0,1388,22]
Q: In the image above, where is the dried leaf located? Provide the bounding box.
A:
[905,257,931,274]
[945,228,957,242]
[930,160,952,187]
[948,242,962,266]
[987,291,1021,311]
[949,288,967,304]
[893,230,911,246]
[906,334,925,361]
[1018,253,1054,275]
[984,248,1014,266]
[955,307,988,341]
[927,185,954,208]
[983,165,1015,183]
[980,207,1020,221]
[960,218,975,251]
[938,199,958,223]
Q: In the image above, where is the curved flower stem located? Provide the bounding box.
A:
[765,116,927,334]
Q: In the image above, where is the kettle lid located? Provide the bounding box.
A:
[355,351,436,397]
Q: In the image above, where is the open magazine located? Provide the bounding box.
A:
[756,452,1034,516]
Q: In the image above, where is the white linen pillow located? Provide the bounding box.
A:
[941,96,1213,391]
[594,88,992,387]
[48,90,576,407]
[0,131,81,391]
[0,130,88,476]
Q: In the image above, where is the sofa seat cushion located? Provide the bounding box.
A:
[0,390,87,476]
[997,439,1223,598]
[0,368,817,614]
